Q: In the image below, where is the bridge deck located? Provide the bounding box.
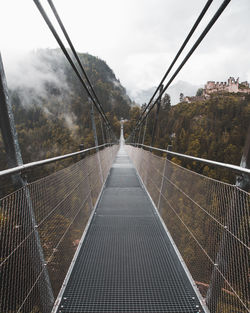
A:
[54,145,205,313]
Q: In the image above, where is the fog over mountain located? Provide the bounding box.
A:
[4,49,131,119]
[129,80,202,106]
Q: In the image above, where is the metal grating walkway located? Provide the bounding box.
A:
[54,145,206,313]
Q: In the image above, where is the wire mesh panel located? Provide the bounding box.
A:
[126,145,250,313]
[0,145,118,313]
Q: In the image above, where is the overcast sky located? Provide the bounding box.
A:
[1,0,249,99]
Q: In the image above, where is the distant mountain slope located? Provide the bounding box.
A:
[168,80,202,105]
[129,80,202,105]
[7,49,131,119]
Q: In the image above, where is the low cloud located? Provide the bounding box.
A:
[2,49,82,133]
[4,49,69,109]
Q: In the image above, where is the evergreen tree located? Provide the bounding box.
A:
[180,93,184,102]
[196,88,203,96]
[161,93,171,110]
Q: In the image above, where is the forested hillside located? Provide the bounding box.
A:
[124,93,250,183]
[1,48,249,186]
[0,49,131,172]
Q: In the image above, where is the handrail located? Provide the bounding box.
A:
[129,143,250,175]
[0,143,114,178]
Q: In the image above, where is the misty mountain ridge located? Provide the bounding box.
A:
[129,80,202,106]
[7,49,132,121]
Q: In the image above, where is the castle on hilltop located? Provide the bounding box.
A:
[204,77,250,96]
[183,77,250,103]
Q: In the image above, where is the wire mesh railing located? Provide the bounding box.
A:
[126,145,249,313]
[0,144,118,313]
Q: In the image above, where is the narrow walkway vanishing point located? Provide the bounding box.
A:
[53,142,207,313]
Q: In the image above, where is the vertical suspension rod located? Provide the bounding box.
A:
[151,84,163,150]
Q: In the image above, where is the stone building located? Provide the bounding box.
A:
[182,77,250,103]
[203,77,250,97]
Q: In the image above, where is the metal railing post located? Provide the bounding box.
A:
[167,145,173,160]
[237,125,250,190]
[142,115,148,146]
[99,116,106,144]
[90,102,99,150]
[157,157,167,212]
[137,124,142,147]
[151,84,163,150]
[90,103,104,184]
[107,126,111,146]
[79,143,85,159]
[132,131,136,144]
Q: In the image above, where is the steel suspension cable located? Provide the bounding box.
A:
[135,0,231,132]
[133,0,214,134]
[46,0,112,131]
[33,0,115,136]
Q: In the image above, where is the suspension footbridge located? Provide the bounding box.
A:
[1,126,249,313]
[0,0,249,312]
[52,134,206,313]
